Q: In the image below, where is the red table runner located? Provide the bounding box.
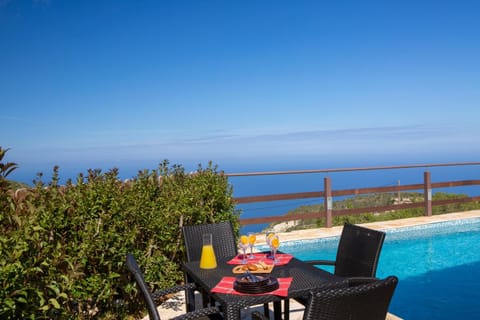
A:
[211,276,293,297]
[227,253,293,266]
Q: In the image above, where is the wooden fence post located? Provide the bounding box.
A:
[324,176,333,227]
[424,171,432,216]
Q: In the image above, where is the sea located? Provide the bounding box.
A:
[228,163,480,233]
[8,159,480,234]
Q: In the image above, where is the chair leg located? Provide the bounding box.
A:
[184,274,196,312]
[201,291,210,307]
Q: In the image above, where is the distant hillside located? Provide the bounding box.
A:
[6,179,30,190]
[267,192,479,232]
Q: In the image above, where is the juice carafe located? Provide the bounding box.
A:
[199,233,217,269]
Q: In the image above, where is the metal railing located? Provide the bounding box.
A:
[227,162,480,228]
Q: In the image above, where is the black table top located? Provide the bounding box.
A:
[183,253,346,320]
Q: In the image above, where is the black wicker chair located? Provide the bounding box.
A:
[290,223,386,310]
[182,221,237,263]
[253,276,398,320]
[182,222,271,317]
[306,223,386,278]
[182,222,238,311]
[126,253,223,320]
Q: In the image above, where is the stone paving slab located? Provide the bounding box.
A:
[156,292,304,320]
[155,292,401,320]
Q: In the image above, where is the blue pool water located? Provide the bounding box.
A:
[274,218,480,319]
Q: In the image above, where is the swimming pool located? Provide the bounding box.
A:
[274,218,480,319]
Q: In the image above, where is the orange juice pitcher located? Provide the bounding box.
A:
[199,233,217,269]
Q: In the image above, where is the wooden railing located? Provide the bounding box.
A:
[227,162,480,228]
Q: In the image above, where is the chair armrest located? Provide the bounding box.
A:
[171,306,222,320]
[252,311,269,320]
[303,259,335,266]
[345,277,378,287]
[152,282,197,301]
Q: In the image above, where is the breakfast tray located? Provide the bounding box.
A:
[232,263,274,274]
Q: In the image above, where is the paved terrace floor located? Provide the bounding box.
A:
[155,210,480,320]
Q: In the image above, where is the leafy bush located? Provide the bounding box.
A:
[0,159,240,319]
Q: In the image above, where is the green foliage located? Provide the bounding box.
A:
[0,160,239,319]
[0,147,18,181]
[0,147,19,216]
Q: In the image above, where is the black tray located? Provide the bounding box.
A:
[234,276,279,294]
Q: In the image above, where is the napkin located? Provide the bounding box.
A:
[227,253,293,266]
[211,276,293,297]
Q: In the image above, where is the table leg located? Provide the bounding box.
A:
[273,301,282,320]
[284,299,289,320]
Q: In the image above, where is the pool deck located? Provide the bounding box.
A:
[266,209,480,245]
[156,210,480,320]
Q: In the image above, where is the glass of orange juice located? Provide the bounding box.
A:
[265,230,276,259]
[247,232,256,259]
[238,235,249,264]
[271,234,280,264]
[200,233,217,269]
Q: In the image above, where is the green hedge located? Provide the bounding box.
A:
[0,160,240,319]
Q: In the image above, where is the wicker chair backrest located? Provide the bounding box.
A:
[334,223,386,278]
[304,276,398,320]
[182,221,237,262]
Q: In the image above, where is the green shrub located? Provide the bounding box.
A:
[0,160,240,319]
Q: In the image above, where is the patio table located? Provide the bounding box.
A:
[183,253,346,320]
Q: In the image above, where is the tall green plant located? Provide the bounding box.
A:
[0,147,19,233]
[0,147,18,181]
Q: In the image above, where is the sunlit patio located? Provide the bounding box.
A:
[154,210,480,320]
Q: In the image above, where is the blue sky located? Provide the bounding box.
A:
[1,0,479,182]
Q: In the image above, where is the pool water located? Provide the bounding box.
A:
[275,218,480,319]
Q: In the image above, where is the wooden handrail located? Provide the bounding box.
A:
[229,163,480,227]
[226,162,480,177]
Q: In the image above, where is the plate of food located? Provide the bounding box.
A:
[232,261,273,274]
